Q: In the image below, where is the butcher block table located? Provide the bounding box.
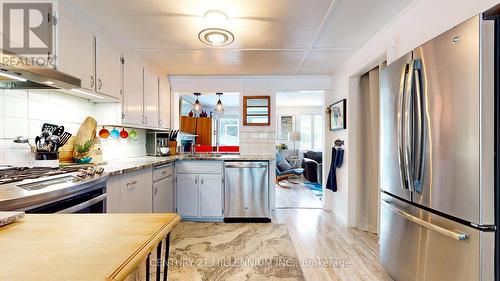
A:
[0,213,181,281]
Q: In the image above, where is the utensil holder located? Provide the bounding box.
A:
[168,141,177,156]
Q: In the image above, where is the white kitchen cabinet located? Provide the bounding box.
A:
[95,36,122,99]
[57,13,95,91]
[107,168,153,213]
[123,57,144,125]
[176,161,224,220]
[199,174,223,217]
[176,174,199,217]
[143,69,159,127]
[158,76,171,129]
[153,174,175,213]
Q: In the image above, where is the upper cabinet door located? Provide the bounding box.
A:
[143,69,159,127]
[158,76,171,129]
[57,15,95,91]
[123,57,144,125]
[95,37,121,99]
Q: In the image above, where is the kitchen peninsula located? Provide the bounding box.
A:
[0,213,180,281]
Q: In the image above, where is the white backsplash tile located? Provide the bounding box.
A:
[4,94,28,119]
[4,117,29,138]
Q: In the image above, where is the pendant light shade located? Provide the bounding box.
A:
[193,92,202,112]
[215,92,224,114]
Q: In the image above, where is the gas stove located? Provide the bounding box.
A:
[0,166,108,212]
[0,166,105,185]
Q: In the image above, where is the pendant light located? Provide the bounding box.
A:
[193,92,202,112]
[215,92,224,114]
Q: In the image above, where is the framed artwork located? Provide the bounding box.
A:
[329,99,346,131]
[277,115,295,140]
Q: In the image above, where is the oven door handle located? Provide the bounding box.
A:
[55,194,107,214]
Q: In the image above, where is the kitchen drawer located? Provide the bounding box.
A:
[153,163,174,181]
[176,161,223,174]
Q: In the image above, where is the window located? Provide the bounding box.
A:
[212,117,240,146]
[299,114,323,151]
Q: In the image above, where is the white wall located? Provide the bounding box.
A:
[326,0,500,225]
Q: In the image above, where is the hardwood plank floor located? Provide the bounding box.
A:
[275,180,323,209]
[272,209,393,281]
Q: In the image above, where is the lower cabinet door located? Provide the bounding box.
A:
[199,174,223,217]
[153,175,175,213]
[176,174,199,217]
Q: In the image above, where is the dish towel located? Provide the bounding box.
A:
[334,147,344,168]
[326,147,338,192]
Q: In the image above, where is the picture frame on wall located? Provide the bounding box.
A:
[277,115,295,140]
[329,99,346,131]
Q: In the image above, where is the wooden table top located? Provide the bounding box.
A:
[0,213,180,281]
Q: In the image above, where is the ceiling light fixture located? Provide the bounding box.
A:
[193,92,202,112]
[204,10,228,27]
[71,88,105,99]
[198,28,234,47]
[215,92,224,114]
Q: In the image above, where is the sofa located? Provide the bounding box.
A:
[302,151,323,184]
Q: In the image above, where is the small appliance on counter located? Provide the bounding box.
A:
[146,132,171,156]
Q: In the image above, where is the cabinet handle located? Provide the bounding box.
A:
[90,75,94,88]
[154,186,158,195]
[159,119,162,127]
[126,180,138,190]
[98,78,102,90]
[195,176,198,184]
[161,170,167,175]
[201,178,204,184]
[145,116,148,124]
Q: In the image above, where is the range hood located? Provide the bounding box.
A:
[0,54,81,90]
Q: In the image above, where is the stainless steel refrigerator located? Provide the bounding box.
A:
[379,7,500,281]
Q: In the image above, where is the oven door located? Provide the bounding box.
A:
[26,187,107,214]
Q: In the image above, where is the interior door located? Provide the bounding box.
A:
[379,53,412,201]
[412,15,481,223]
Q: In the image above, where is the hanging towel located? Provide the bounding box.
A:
[334,147,344,168]
[326,147,338,192]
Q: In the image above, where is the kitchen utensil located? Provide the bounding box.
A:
[48,135,60,152]
[98,126,110,138]
[73,117,97,159]
[129,129,138,139]
[110,127,120,139]
[13,136,29,143]
[52,126,65,136]
[120,128,129,139]
[59,132,72,147]
[41,123,59,134]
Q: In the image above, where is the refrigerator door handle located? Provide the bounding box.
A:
[412,59,425,193]
[381,199,469,241]
[404,59,415,192]
[397,63,409,190]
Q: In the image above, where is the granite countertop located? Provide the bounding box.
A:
[99,154,275,176]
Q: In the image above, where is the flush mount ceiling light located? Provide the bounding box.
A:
[198,28,234,47]
[193,92,202,112]
[204,10,228,27]
[215,92,224,114]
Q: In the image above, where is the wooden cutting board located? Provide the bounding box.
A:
[73,117,97,159]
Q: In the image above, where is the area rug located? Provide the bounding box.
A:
[168,222,306,281]
[303,182,323,197]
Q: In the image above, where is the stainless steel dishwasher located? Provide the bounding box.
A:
[224,161,270,222]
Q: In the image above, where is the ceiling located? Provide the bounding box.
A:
[69,0,412,75]
[276,92,324,107]
[182,92,240,107]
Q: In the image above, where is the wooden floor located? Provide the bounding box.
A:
[275,179,323,209]
[272,209,393,281]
